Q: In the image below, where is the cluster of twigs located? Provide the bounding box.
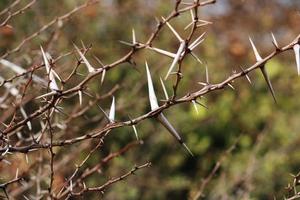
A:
[0,0,299,199]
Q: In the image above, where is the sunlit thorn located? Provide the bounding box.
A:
[101,69,106,85]
[189,38,204,51]
[165,41,186,80]
[132,28,136,44]
[249,37,277,103]
[227,83,235,90]
[132,125,139,141]
[97,104,110,121]
[249,37,262,61]
[261,66,277,103]
[160,77,169,100]
[205,65,209,84]
[147,46,176,58]
[189,32,206,50]
[78,90,82,106]
[73,44,95,73]
[109,96,115,122]
[192,100,199,114]
[25,154,29,164]
[195,100,208,109]
[271,32,279,49]
[190,52,203,64]
[293,44,300,75]
[15,168,19,179]
[35,91,57,99]
[118,40,135,47]
[93,55,105,67]
[20,106,32,130]
[162,16,183,42]
[40,46,59,91]
[146,63,193,156]
[145,61,159,110]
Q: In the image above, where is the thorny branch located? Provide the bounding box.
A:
[0,0,299,199]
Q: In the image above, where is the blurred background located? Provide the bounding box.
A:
[0,0,300,199]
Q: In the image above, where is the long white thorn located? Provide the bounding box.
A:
[271,32,279,49]
[132,125,139,140]
[293,44,300,75]
[249,37,276,102]
[35,91,57,99]
[260,66,277,103]
[189,38,205,51]
[132,28,136,44]
[249,37,262,61]
[190,52,203,64]
[189,32,206,50]
[162,16,183,42]
[145,62,159,110]
[165,41,186,80]
[157,113,193,156]
[192,100,199,114]
[20,107,32,130]
[109,96,115,122]
[205,65,209,84]
[147,46,176,58]
[74,44,95,73]
[78,90,82,106]
[101,69,106,85]
[160,77,169,100]
[41,46,59,91]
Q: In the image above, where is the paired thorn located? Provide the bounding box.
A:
[249,37,277,103]
[293,44,300,75]
[41,46,59,91]
[146,62,193,156]
[164,41,186,80]
[162,16,183,42]
[271,32,279,49]
[73,44,96,73]
[157,113,194,157]
[109,96,115,122]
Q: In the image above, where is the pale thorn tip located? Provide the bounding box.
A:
[192,100,199,114]
[132,28,136,44]
[227,83,235,90]
[271,32,279,49]
[165,41,186,80]
[162,16,183,42]
[145,61,159,110]
[182,143,194,157]
[205,65,209,84]
[249,37,262,61]
[293,44,300,75]
[20,107,32,130]
[189,32,206,50]
[74,44,95,73]
[147,46,176,58]
[101,69,106,85]
[132,125,139,140]
[35,91,57,99]
[160,77,169,100]
[190,52,203,64]
[157,113,193,157]
[260,66,277,103]
[78,90,82,106]
[109,96,115,122]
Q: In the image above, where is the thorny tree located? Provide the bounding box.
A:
[0,0,300,199]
